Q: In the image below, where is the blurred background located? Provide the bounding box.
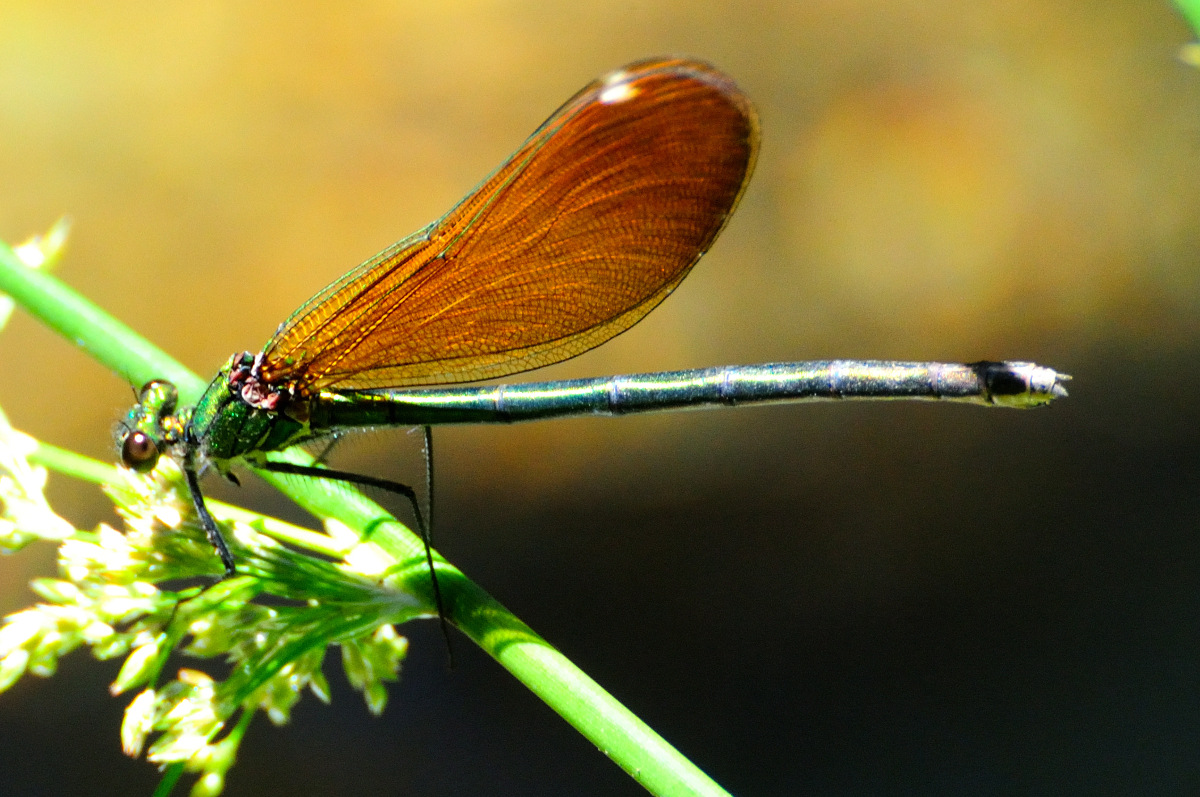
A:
[1,1,1198,795]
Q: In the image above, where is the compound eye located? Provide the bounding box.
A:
[121,431,160,473]
[138,381,166,400]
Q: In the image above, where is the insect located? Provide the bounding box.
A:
[116,57,1068,619]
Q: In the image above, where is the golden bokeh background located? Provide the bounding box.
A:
[2,2,1199,795]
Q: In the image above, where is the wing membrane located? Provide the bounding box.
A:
[260,57,759,392]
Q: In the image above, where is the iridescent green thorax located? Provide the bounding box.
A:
[189,360,310,465]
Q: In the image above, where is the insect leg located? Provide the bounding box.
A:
[183,463,237,577]
[256,457,453,653]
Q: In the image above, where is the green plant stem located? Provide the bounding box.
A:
[0,240,203,398]
[0,238,730,797]
[150,763,185,797]
[1176,0,1200,36]
[29,440,117,485]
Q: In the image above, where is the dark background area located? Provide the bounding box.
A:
[2,2,1199,795]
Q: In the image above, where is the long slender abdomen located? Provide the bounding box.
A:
[310,360,1069,432]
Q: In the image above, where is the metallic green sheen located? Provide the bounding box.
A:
[190,367,308,463]
[307,360,1070,434]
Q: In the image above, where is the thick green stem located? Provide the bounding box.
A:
[0,238,729,797]
[1175,0,1200,36]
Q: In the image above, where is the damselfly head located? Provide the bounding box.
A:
[116,380,183,472]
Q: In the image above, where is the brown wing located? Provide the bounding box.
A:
[259,57,759,393]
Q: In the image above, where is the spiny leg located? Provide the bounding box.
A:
[256,455,453,654]
[183,463,237,577]
[421,426,452,665]
[311,435,344,467]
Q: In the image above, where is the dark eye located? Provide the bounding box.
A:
[121,431,160,473]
